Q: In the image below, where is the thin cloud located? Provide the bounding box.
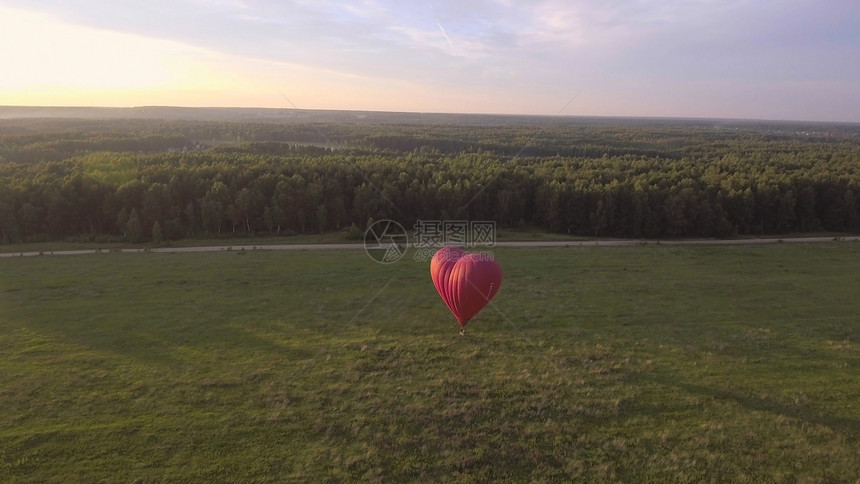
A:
[436,21,455,51]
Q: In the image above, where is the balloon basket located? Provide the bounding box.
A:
[459,327,466,337]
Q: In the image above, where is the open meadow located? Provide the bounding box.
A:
[1,243,858,481]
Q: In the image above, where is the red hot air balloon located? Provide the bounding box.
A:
[430,247,503,335]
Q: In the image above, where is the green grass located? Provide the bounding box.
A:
[1,244,858,481]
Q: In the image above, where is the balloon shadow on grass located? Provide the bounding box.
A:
[645,372,860,443]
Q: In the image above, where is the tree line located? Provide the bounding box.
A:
[0,118,858,243]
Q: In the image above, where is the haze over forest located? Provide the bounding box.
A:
[2,1,859,244]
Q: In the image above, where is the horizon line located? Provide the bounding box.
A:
[1,104,858,126]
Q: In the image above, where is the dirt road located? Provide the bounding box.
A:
[1,236,857,258]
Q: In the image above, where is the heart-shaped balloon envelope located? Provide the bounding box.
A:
[430,247,503,333]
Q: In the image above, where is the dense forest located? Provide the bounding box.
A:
[1,113,859,243]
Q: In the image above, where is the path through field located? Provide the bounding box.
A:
[1,236,858,258]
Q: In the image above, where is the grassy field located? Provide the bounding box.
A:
[1,243,858,481]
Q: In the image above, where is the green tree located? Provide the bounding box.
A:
[152,221,163,244]
[126,208,143,243]
[0,200,21,243]
[316,204,328,233]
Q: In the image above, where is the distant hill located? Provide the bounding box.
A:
[3,105,857,130]
[0,105,553,124]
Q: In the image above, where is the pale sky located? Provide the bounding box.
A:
[1,0,858,122]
